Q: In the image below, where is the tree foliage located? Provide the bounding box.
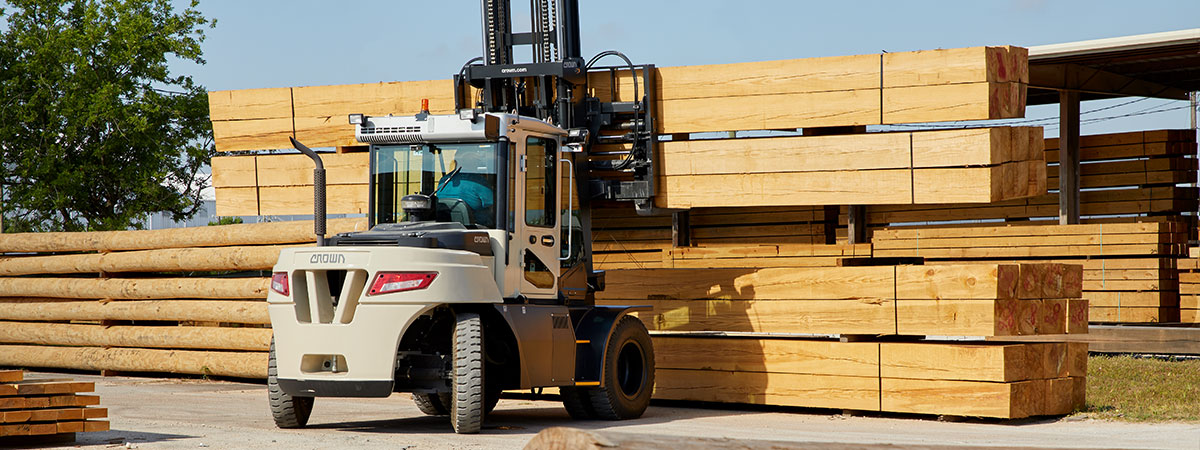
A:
[0,0,214,232]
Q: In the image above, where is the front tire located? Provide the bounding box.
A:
[586,316,654,420]
[268,339,314,428]
[451,313,485,434]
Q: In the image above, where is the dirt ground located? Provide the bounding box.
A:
[24,372,1197,450]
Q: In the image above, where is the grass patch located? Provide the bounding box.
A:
[1079,355,1200,421]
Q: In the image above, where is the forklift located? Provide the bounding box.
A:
[266,0,663,433]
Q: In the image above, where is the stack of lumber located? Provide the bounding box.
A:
[212,153,369,217]
[209,45,1042,215]
[212,127,1046,215]
[841,129,1198,239]
[0,219,368,378]
[210,46,1027,151]
[0,370,108,441]
[595,262,1086,418]
[874,223,1188,323]
[597,263,1085,337]
[652,336,1086,418]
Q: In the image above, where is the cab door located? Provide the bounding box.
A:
[514,134,562,300]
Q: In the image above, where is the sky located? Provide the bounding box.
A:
[177,0,1200,138]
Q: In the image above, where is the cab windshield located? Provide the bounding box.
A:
[371,143,498,228]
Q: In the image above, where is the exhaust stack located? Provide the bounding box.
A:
[289,137,327,246]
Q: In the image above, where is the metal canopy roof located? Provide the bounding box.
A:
[1027,29,1200,105]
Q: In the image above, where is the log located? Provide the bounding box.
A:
[0,345,267,379]
[0,299,269,324]
[0,245,296,276]
[0,218,367,253]
[0,277,268,300]
[0,321,270,351]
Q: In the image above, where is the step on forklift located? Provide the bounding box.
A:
[266,0,664,434]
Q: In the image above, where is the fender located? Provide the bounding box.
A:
[571,305,650,386]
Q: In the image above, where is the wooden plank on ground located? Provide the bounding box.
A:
[653,368,880,411]
[880,378,1039,419]
[653,336,878,377]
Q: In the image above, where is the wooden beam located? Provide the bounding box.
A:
[1059,90,1081,224]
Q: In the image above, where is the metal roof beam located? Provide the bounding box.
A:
[1030,62,1190,100]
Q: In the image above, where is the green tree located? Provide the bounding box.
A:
[0,0,215,232]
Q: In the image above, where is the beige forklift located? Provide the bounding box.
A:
[266,0,664,434]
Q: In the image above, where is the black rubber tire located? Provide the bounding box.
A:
[412,392,451,416]
[451,313,484,434]
[559,386,597,419]
[268,339,314,428]
[586,316,655,420]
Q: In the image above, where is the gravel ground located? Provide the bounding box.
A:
[16,372,1194,450]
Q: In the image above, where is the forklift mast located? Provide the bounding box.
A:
[454,0,659,211]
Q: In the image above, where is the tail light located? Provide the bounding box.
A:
[368,272,437,296]
[271,272,289,296]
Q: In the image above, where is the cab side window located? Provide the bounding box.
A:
[524,137,557,228]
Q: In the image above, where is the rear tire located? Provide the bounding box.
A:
[268,339,314,428]
[586,316,654,420]
[451,313,485,434]
[412,392,451,416]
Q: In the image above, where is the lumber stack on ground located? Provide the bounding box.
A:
[596,263,1083,337]
[0,370,109,442]
[874,222,1187,323]
[650,335,1084,419]
[210,46,1026,151]
[0,221,346,376]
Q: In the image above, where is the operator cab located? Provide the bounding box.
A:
[336,111,587,303]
